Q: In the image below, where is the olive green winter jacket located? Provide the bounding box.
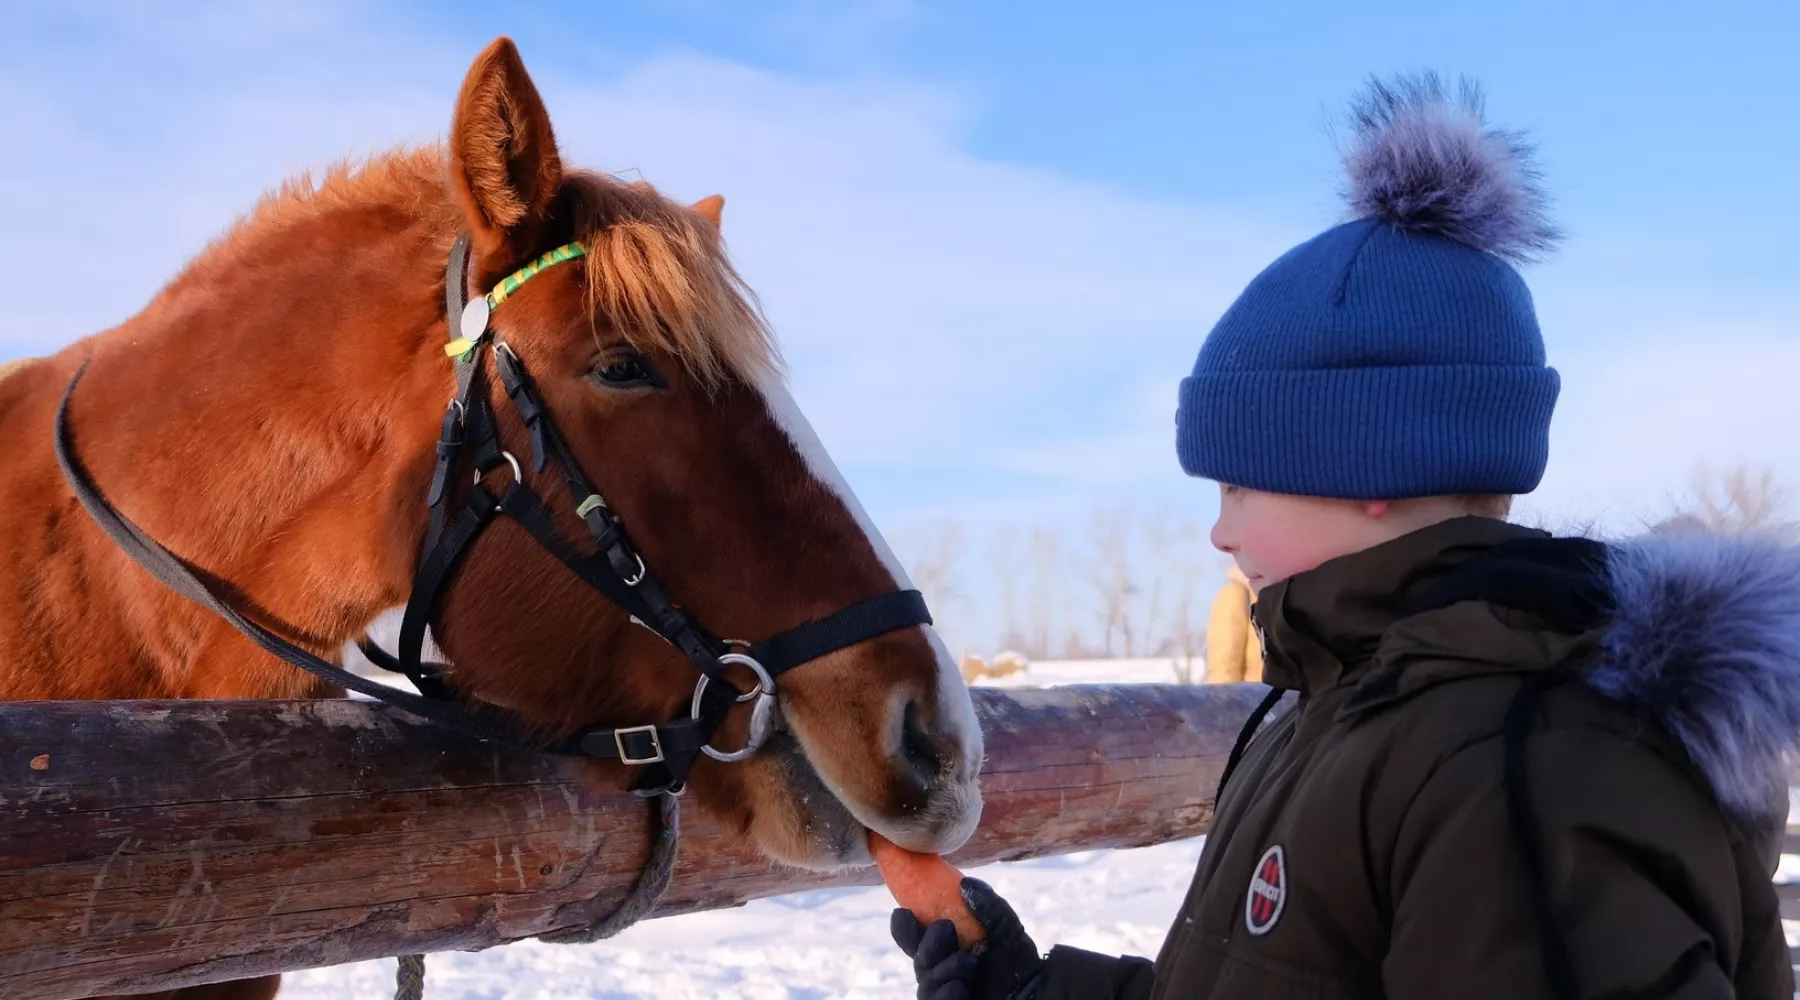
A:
[1040,517,1796,999]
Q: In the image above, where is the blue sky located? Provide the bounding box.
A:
[4,1,1796,649]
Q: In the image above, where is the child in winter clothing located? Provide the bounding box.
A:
[890,74,1800,999]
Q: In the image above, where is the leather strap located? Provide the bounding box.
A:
[55,361,730,785]
[750,590,933,677]
[53,360,554,755]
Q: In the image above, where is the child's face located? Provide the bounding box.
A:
[1210,485,1403,592]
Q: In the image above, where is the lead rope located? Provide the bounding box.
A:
[393,793,680,999]
[538,792,682,944]
[394,954,425,1000]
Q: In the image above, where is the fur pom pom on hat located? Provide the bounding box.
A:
[1176,72,1563,500]
[1341,73,1561,263]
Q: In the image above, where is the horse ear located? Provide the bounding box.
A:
[691,194,725,229]
[449,37,563,267]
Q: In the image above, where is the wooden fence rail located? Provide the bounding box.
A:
[0,684,1267,1000]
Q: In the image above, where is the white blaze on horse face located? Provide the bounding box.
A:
[751,373,986,780]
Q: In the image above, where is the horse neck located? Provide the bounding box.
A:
[63,214,456,693]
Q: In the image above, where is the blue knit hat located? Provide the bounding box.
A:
[1176,74,1562,499]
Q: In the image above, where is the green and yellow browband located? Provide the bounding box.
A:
[445,241,589,361]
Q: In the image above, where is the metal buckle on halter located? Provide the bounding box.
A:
[690,654,778,763]
[613,725,666,765]
[621,553,648,587]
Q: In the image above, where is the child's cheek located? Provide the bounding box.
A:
[1241,523,1280,574]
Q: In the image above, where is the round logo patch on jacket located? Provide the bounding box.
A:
[1244,845,1287,936]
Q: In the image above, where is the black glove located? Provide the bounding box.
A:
[890,877,1046,1000]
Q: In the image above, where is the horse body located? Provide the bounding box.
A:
[0,159,452,703]
[2,38,982,999]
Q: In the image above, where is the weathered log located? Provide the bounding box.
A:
[0,683,1266,999]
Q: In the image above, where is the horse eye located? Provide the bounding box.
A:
[590,352,664,389]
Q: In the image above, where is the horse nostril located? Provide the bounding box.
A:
[900,699,945,785]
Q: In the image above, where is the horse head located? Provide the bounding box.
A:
[34,37,982,871]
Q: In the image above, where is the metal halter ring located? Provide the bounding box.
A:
[691,653,777,763]
[474,451,523,487]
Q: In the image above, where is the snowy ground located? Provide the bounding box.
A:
[966,656,1198,688]
[285,838,1204,1000]
[298,656,1800,998]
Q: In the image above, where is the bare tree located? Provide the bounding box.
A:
[1062,630,1106,660]
[1137,511,1172,657]
[1022,529,1063,659]
[1159,521,1214,683]
[896,519,968,647]
[1082,510,1138,656]
[988,525,1024,653]
[1067,506,1219,664]
[978,504,1222,669]
[1660,464,1797,538]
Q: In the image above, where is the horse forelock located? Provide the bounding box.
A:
[563,172,779,388]
[182,147,775,388]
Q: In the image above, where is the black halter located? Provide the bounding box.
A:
[53,232,933,797]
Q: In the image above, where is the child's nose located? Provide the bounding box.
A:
[1209,518,1233,554]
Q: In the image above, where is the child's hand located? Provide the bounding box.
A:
[889,878,1045,1000]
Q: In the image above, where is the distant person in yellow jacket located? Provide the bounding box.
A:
[1204,565,1263,683]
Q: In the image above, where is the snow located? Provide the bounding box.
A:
[967,656,1198,688]
[284,839,1205,1000]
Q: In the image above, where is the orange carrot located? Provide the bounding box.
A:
[869,831,985,947]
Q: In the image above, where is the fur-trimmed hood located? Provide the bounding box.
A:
[1207,519,1800,1000]
[1263,517,1800,829]
[1587,531,1800,826]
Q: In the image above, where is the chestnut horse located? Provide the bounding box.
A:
[0,38,982,1000]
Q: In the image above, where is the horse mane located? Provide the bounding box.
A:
[187,145,777,385]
